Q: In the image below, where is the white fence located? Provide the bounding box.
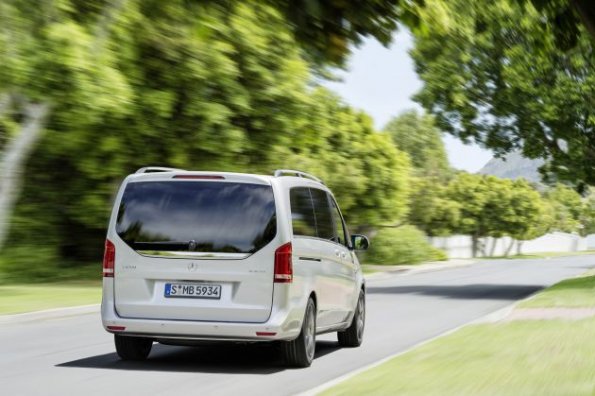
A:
[430,232,590,259]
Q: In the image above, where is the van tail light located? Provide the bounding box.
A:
[274,242,293,283]
[103,239,115,277]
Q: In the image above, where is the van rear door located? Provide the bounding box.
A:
[112,178,277,323]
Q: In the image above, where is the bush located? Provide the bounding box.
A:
[364,225,447,265]
[0,246,98,284]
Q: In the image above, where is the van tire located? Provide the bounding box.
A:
[282,298,316,367]
[338,290,365,347]
[114,334,153,360]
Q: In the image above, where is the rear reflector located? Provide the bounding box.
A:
[173,175,225,180]
[256,332,277,336]
[107,325,126,331]
[274,242,293,283]
[102,239,115,277]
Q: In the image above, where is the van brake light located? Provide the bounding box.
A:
[103,239,115,277]
[274,242,292,283]
[172,175,225,180]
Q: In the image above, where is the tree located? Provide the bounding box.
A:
[277,88,412,230]
[262,0,423,67]
[411,0,595,189]
[0,0,134,250]
[408,177,460,236]
[445,173,548,257]
[265,0,595,67]
[544,184,584,233]
[383,110,450,178]
[502,179,550,255]
[1,2,414,271]
[522,0,595,49]
[0,1,317,261]
[580,188,595,236]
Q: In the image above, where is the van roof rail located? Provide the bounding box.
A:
[273,169,324,184]
[135,166,185,174]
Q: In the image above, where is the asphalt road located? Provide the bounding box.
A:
[2,255,594,396]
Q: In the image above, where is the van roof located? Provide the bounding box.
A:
[126,167,325,187]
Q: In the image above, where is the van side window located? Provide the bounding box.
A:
[290,187,317,237]
[330,196,348,246]
[310,188,334,240]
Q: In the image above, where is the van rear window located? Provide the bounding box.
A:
[116,181,276,254]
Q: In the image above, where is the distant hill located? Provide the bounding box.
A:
[478,151,545,183]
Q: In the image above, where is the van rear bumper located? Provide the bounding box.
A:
[101,279,303,341]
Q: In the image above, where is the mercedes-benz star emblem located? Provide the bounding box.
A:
[188,262,197,272]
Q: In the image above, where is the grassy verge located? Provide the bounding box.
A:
[322,271,595,396]
[519,270,595,308]
[0,281,102,315]
[323,319,595,396]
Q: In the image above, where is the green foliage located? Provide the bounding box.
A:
[412,0,595,188]
[545,184,585,234]
[408,177,461,236]
[365,226,447,265]
[278,88,412,228]
[580,189,595,236]
[0,0,413,277]
[262,0,423,67]
[383,110,450,178]
[445,173,549,255]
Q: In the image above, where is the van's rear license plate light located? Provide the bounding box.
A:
[164,283,222,299]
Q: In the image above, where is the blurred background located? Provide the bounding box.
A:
[0,0,594,283]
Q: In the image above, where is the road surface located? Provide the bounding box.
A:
[2,255,594,395]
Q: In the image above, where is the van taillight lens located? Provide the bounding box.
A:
[274,242,292,283]
[103,239,115,277]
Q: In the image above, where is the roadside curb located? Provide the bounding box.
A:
[364,259,477,280]
[0,304,100,325]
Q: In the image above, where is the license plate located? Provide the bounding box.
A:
[164,283,222,299]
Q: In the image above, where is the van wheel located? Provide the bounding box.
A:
[338,290,365,347]
[282,298,316,367]
[114,334,153,360]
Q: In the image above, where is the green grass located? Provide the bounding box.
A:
[323,270,595,396]
[361,266,378,275]
[323,319,595,396]
[0,282,102,315]
[519,270,595,308]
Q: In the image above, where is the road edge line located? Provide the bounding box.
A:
[0,304,100,324]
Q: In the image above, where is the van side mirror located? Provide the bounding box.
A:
[351,234,369,251]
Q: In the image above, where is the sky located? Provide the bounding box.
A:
[323,30,494,173]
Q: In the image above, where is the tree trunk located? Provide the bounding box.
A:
[489,237,498,257]
[471,234,478,258]
[504,238,515,257]
[516,241,524,256]
[0,101,50,250]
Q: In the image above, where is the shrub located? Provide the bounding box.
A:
[364,225,447,265]
[0,246,98,284]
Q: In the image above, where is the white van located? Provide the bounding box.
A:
[101,168,368,367]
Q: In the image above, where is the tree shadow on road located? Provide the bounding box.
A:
[56,340,341,374]
[368,284,544,300]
